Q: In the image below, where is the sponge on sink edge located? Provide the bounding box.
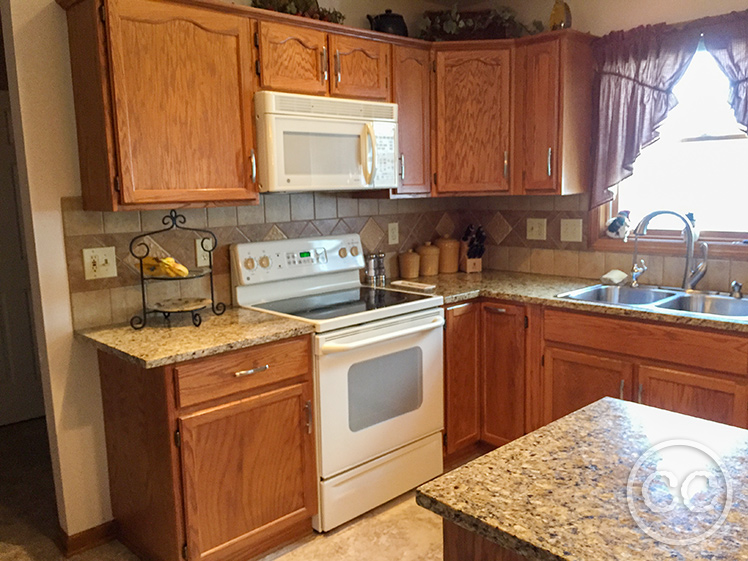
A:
[600,269,629,285]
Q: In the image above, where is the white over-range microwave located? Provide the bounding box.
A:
[254,91,399,192]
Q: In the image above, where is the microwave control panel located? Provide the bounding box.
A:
[372,122,398,188]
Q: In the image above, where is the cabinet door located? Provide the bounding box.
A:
[329,35,390,100]
[257,21,328,96]
[106,0,257,205]
[481,302,525,446]
[435,48,511,194]
[392,45,431,195]
[179,383,317,561]
[444,302,481,455]
[639,365,748,428]
[515,39,560,194]
[544,346,634,423]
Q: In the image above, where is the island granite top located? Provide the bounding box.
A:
[76,307,314,369]
[417,398,748,561]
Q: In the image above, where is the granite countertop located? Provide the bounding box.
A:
[417,398,748,560]
[76,307,314,369]
[397,270,748,333]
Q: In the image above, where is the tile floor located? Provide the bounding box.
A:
[0,418,443,561]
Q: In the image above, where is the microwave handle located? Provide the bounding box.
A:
[361,123,377,185]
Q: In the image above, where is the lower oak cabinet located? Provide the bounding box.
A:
[481,302,526,447]
[97,335,317,561]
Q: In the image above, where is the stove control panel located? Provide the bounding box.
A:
[231,234,365,287]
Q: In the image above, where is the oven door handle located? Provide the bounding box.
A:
[319,317,444,354]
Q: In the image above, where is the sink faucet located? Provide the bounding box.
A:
[631,210,708,290]
[731,281,743,299]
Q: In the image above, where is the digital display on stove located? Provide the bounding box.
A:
[299,251,311,258]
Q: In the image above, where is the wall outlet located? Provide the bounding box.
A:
[560,219,584,243]
[526,218,547,241]
[82,247,117,280]
[195,238,214,267]
[388,222,399,245]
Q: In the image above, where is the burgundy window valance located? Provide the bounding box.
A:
[590,10,748,209]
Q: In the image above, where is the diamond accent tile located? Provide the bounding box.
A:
[485,213,512,245]
[435,213,456,238]
[360,218,385,253]
[263,225,288,241]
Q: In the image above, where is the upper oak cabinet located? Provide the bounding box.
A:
[392,45,431,195]
[61,0,259,210]
[257,21,390,101]
[434,45,512,194]
[513,31,594,195]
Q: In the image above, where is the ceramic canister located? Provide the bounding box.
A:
[434,235,460,273]
[416,242,440,276]
[398,249,420,279]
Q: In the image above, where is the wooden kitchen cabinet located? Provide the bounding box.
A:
[638,365,748,428]
[481,301,526,446]
[513,31,594,195]
[543,346,634,423]
[97,335,316,561]
[257,21,390,101]
[443,302,481,456]
[434,46,512,194]
[61,0,259,210]
[392,45,431,196]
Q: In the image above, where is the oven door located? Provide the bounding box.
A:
[314,308,444,479]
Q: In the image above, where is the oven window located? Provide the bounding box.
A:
[347,347,423,432]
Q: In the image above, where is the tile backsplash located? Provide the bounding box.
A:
[62,193,748,330]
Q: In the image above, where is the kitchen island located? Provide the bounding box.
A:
[417,398,748,560]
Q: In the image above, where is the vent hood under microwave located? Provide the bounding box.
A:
[255,91,399,193]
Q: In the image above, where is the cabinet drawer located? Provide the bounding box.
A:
[174,336,311,408]
[544,309,748,376]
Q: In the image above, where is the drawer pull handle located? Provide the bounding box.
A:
[234,364,269,378]
[486,307,507,314]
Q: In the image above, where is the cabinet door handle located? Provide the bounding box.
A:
[619,379,625,400]
[234,364,268,377]
[485,306,507,314]
[637,383,643,404]
[321,47,328,83]
[304,400,313,434]
[547,147,552,177]
[250,149,257,184]
[503,150,509,180]
[335,50,341,85]
[400,153,406,180]
[446,302,470,312]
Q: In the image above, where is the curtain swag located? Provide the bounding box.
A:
[590,9,748,209]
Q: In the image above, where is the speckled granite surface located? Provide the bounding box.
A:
[77,308,314,368]
[399,271,748,333]
[417,398,748,560]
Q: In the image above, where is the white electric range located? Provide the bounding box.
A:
[231,235,444,532]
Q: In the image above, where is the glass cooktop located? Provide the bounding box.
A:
[252,286,432,321]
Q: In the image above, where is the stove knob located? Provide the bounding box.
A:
[350,246,359,257]
[338,248,348,258]
[244,257,256,270]
[259,255,271,269]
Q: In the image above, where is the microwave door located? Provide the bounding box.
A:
[272,116,369,191]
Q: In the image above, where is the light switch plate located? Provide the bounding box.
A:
[82,247,117,280]
[195,238,214,267]
[560,219,584,243]
[388,223,399,245]
[526,218,547,241]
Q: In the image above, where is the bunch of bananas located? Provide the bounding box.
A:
[141,256,190,278]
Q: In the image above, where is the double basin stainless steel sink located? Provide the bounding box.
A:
[557,284,748,320]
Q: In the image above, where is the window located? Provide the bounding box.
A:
[611,47,748,238]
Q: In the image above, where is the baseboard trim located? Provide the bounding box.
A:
[57,520,117,557]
